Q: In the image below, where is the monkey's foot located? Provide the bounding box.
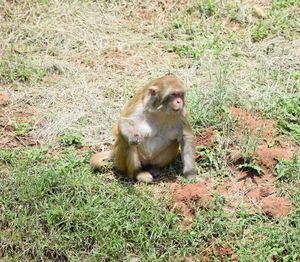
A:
[136,171,153,183]
[183,170,196,181]
[150,167,160,178]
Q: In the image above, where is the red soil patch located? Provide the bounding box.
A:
[255,145,293,172]
[214,246,237,261]
[195,129,215,148]
[172,107,295,220]
[231,107,276,144]
[214,107,296,216]
[0,95,39,148]
[230,107,295,177]
[195,129,216,161]
[0,93,10,106]
[200,244,237,262]
[222,19,246,37]
[261,196,291,217]
[171,182,211,218]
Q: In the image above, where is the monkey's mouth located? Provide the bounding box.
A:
[172,106,183,112]
[170,108,182,114]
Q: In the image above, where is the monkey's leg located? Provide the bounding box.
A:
[116,144,153,183]
[180,134,197,180]
[142,165,160,178]
[151,141,180,167]
[125,146,141,178]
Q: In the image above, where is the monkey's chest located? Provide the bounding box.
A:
[137,129,179,160]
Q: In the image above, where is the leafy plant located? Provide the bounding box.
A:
[252,22,269,42]
[170,44,203,58]
[0,54,47,83]
[197,0,218,18]
[12,118,33,136]
[275,155,300,181]
[275,95,300,144]
[59,130,84,148]
[237,153,263,174]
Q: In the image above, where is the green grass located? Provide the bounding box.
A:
[0,53,47,84]
[1,0,300,260]
[266,94,300,144]
[59,130,84,148]
[12,117,33,136]
[1,147,299,261]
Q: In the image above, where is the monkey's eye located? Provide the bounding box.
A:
[170,93,184,98]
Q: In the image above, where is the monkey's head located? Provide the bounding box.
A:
[145,75,186,114]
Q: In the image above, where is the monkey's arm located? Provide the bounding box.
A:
[118,117,145,145]
[180,122,197,180]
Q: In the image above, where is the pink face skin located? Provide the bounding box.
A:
[169,93,184,112]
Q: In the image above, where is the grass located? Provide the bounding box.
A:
[1,0,300,260]
[0,54,47,84]
[58,130,84,148]
[12,117,33,136]
[1,147,299,261]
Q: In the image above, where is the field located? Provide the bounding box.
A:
[0,0,300,261]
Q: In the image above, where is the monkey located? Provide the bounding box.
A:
[90,75,197,183]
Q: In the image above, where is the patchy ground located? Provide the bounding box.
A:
[0,93,39,148]
[0,93,297,220]
[167,107,297,221]
[1,0,299,260]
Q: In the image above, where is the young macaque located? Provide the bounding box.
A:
[90,75,197,183]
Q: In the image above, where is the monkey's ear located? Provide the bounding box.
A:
[148,86,158,96]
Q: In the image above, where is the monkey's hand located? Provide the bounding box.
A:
[128,133,142,145]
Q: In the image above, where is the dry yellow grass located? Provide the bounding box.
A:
[0,0,299,145]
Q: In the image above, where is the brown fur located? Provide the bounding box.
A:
[90,75,196,182]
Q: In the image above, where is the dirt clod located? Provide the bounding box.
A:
[0,93,10,107]
[171,183,211,218]
[261,196,291,217]
[195,129,215,148]
[231,107,276,143]
[255,145,293,172]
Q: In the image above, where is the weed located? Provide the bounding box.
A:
[231,133,263,174]
[238,157,263,175]
[273,0,300,8]
[58,130,84,148]
[196,0,218,18]
[0,54,47,83]
[196,146,220,171]
[12,118,33,136]
[275,155,300,181]
[271,95,300,144]
[171,44,203,58]
[252,22,269,42]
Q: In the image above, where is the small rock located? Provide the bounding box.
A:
[0,93,10,106]
[252,5,268,19]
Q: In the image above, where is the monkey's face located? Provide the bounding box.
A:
[164,91,184,113]
[148,88,185,114]
[145,75,186,114]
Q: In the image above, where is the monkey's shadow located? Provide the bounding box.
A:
[106,157,183,185]
[154,157,183,183]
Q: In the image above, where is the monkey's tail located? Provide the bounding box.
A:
[90,150,115,170]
